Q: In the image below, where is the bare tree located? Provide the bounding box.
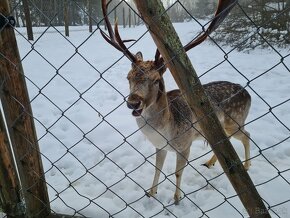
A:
[88,0,93,32]
[64,0,69,37]
[22,0,33,40]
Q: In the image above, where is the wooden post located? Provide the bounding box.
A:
[64,0,69,37]
[0,111,23,217]
[133,1,271,217]
[0,1,50,217]
[22,0,33,40]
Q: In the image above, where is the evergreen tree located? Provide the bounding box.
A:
[213,0,290,50]
[194,0,216,19]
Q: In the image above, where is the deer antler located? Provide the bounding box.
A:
[101,0,237,64]
[184,0,238,51]
[100,0,137,62]
[154,0,238,64]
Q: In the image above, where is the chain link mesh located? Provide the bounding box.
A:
[0,0,290,217]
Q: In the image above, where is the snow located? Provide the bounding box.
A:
[7,22,290,217]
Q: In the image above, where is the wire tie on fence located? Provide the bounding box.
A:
[2,200,26,216]
[16,200,26,216]
[0,15,16,29]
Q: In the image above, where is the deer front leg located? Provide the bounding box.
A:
[147,148,167,198]
[174,147,190,205]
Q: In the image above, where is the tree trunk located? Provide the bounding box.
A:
[22,0,33,40]
[128,8,131,28]
[123,7,125,28]
[286,0,290,43]
[114,6,117,23]
[64,0,69,36]
[88,0,92,32]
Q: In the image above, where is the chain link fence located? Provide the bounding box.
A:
[0,0,290,217]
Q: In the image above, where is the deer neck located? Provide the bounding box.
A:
[137,79,170,128]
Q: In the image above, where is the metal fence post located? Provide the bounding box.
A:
[133,1,271,217]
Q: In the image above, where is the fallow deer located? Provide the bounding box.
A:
[101,0,251,204]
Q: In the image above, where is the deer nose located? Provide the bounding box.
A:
[127,101,141,110]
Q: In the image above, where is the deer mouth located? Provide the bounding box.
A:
[132,108,143,117]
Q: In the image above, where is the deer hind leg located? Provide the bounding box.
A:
[202,121,227,169]
[202,125,232,168]
[203,154,218,168]
[174,147,190,205]
[232,129,251,170]
[202,130,251,170]
[225,121,251,170]
[147,148,167,198]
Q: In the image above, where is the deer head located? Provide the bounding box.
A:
[126,51,167,117]
[100,0,238,117]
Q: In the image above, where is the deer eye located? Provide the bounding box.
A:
[154,79,160,85]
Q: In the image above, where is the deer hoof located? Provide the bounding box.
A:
[201,163,214,169]
[201,163,210,168]
[243,162,251,171]
[174,195,180,205]
[146,190,157,198]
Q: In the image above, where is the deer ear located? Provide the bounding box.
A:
[155,57,166,76]
[135,52,143,61]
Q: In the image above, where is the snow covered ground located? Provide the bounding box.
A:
[11,22,290,217]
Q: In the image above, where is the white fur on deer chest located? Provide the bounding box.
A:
[136,118,175,152]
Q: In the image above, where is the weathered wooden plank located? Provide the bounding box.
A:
[0,1,50,217]
[0,110,24,217]
[133,1,271,217]
[48,213,85,218]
